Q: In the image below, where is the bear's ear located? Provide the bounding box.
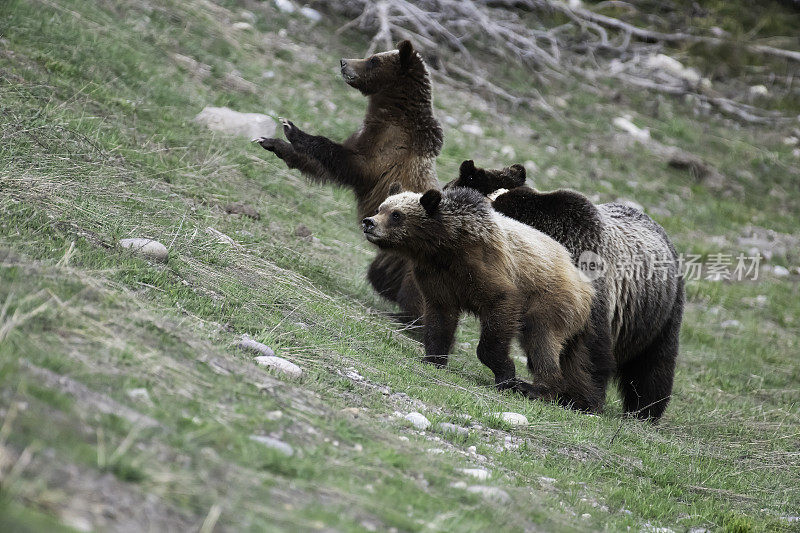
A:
[420,189,442,216]
[508,164,527,187]
[398,40,414,68]
[459,159,476,179]
[388,182,403,196]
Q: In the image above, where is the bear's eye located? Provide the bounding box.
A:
[390,211,402,222]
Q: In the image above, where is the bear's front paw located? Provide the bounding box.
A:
[279,117,304,145]
[252,136,280,152]
[422,355,448,368]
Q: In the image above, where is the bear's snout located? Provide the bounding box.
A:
[362,217,376,232]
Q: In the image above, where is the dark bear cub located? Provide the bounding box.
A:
[446,160,684,421]
[362,186,610,410]
[255,41,442,320]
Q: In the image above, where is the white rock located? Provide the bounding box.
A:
[581,513,591,519]
[793,148,800,158]
[645,54,701,84]
[613,116,650,141]
[250,435,294,456]
[721,319,741,329]
[126,388,152,404]
[427,448,445,454]
[194,106,276,139]
[782,136,798,146]
[465,485,510,503]
[545,145,558,154]
[237,336,275,357]
[404,412,431,430]
[119,238,169,262]
[772,265,790,277]
[500,145,516,159]
[239,10,256,23]
[254,356,303,378]
[539,476,556,484]
[523,160,538,174]
[171,53,211,78]
[232,21,253,31]
[274,0,295,13]
[438,423,469,437]
[467,445,477,454]
[444,115,458,126]
[460,123,484,136]
[460,468,491,480]
[299,6,322,22]
[398,435,409,442]
[495,412,528,426]
[749,85,769,97]
[265,410,283,421]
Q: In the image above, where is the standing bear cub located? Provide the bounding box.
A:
[362,185,608,407]
[446,160,684,420]
[255,41,442,321]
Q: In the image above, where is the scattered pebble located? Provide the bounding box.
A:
[772,265,790,277]
[340,407,361,417]
[523,160,538,174]
[404,412,431,430]
[264,410,283,421]
[119,238,169,262]
[467,445,477,454]
[465,485,510,503]
[581,513,591,520]
[460,123,484,136]
[237,335,275,357]
[299,6,322,22]
[126,388,152,404]
[194,106,275,139]
[238,10,256,23]
[427,448,445,454]
[720,319,741,329]
[231,21,253,31]
[460,468,491,481]
[206,227,236,246]
[613,116,650,141]
[254,356,303,378]
[539,476,556,484]
[500,145,516,159]
[689,528,710,533]
[274,0,295,13]
[438,422,469,437]
[225,202,260,220]
[249,435,294,456]
[545,145,558,154]
[749,84,768,97]
[398,435,409,442]
[494,412,528,426]
[353,443,363,452]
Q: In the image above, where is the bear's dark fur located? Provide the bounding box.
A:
[255,41,442,320]
[362,187,607,408]
[446,160,684,421]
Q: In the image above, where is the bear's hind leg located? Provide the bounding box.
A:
[617,299,682,421]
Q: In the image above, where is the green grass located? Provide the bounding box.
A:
[1,0,799,531]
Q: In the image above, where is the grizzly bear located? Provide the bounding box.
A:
[254,41,442,321]
[445,160,684,420]
[362,185,610,408]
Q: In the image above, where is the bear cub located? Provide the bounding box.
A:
[255,41,442,321]
[446,160,684,420]
[363,185,609,408]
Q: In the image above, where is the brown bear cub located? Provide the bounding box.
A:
[446,160,685,420]
[255,41,441,321]
[362,185,607,408]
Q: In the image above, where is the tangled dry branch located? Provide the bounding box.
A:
[317,0,799,123]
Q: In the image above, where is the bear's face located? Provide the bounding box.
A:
[361,189,442,252]
[340,40,421,95]
[444,160,527,195]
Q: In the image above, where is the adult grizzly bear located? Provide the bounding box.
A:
[446,160,684,420]
[362,186,610,409]
[254,41,441,320]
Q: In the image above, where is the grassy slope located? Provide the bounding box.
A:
[1,0,799,531]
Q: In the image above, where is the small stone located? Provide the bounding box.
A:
[404,412,431,430]
[239,10,256,23]
[450,481,467,489]
[206,227,236,246]
[262,70,275,79]
[274,0,295,13]
[294,223,312,238]
[427,448,445,454]
[539,476,556,484]
[225,202,260,220]
[460,468,490,480]
[444,115,458,126]
[250,435,294,456]
[340,407,360,417]
[581,513,591,519]
[126,388,152,404]
[237,336,275,357]
[353,443,363,452]
[398,435,409,442]
[494,412,528,426]
[119,238,169,262]
[460,123,484,136]
[438,423,469,437]
[772,265,790,277]
[232,21,253,31]
[749,85,769,97]
[612,116,650,141]
[299,6,322,22]
[465,485,510,503]
[254,356,302,378]
[467,445,477,454]
[265,410,283,421]
[523,160,538,174]
[500,145,516,159]
[545,145,558,154]
[782,136,799,146]
[721,319,741,329]
[689,529,710,533]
